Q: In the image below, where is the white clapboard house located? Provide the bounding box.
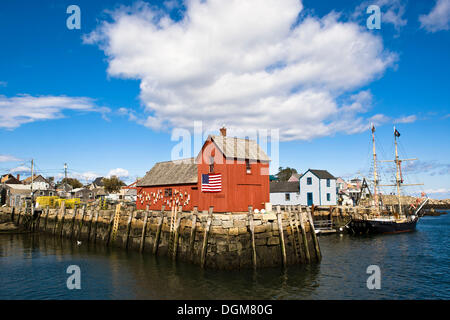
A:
[269,181,300,205]
[299,169,337,206]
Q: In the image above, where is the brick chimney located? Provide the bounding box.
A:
[16,174,20,181]
[220,126,227,137]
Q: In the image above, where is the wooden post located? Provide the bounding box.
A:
[307,207,322,262]
[105,213,115,247]
[16,206,22,225]
[276,205,287,268]
[11,206,15,223]
[59,201,66,237]
[153,206,165,255]
[188,207,198,261]
[70,205,77,239]
[92,210,99,244]
[53,201,62,235]
[139,208,150,253]
[248,206,257,269]
[86,205,94,242]
[172,206,183,261]
[43,206,50,232]
[200,207,213,269]
[293,207,306,263]
[298,207,311,263]
[287,208,300,261]
[77,204,87,241]
[125,210,134,250]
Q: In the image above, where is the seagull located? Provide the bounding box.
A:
[77,241,82,246]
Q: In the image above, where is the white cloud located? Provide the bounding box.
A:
[107,168,129,178]
[353,0,407,31]
[419,0,450,32]
[423,188,450,194]
[9,166,31,174]
[0,94,110,129]
[84,0,396,141]
[0,155,21,162]
[394,115,417,123]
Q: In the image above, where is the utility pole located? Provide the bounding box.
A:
[64,163,68,191]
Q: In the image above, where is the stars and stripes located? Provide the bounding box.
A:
[201,173,222,192]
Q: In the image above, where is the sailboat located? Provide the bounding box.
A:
[347,125,429,235]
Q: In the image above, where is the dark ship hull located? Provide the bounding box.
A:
[347,218,418,235]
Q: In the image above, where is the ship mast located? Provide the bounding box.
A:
[394,126,402,216]
[371,124,380,213]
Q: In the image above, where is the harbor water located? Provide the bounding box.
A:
[1,212,448,299]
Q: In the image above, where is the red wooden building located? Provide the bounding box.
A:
[136,128,270,212]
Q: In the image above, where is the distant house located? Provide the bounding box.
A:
[287,173,300,182]
[269,181,300,205]
[2,184,32,207]
[299,169,337,206]
[22,175,51,191]
[71,187,96,202]
[1,174,21,185]
[89,177,104,190]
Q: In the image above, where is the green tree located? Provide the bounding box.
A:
[103,176,126,193]
[276,167,298,181]
[61,177,83,189]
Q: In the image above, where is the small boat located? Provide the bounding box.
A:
[347,125,428,235]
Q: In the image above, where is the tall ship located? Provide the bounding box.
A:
[347,125,429,235]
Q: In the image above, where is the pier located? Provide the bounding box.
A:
[0,202,323,270]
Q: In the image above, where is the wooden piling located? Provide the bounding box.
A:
[293,208,306,263]
[307,207,322,262]
[125,209,134,250]
[92,210,99,244]
[200,207,213,269]
[276,205,287,268]
[86,206,94,242]
[188,207,198,261]
[172,206,182,261]
[153,206,165,255]
[248,206,257,269]
[70,205,77,239]
[287,208,300,261]
[43,206,49,232]
[106,212,115,247]
[53,202,62,235]
[139,208,149,253]
[59,202,66,237]
[77,204,87,241]
[16,206,22,225]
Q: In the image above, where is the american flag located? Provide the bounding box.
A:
[201,173,222,192]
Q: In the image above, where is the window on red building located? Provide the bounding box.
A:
[209,156,214,173]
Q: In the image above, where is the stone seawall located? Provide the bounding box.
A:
[0,204,321,270]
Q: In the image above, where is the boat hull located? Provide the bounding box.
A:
[348,218,418,235]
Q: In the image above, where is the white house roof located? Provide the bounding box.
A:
[6,184,31,190]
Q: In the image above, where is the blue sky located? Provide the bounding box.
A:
[0,0,449,198]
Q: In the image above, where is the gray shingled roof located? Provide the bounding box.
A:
[307,169,336,180]
[137,158,198,187]
[270,181,299,193]
[209,135,270,162]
